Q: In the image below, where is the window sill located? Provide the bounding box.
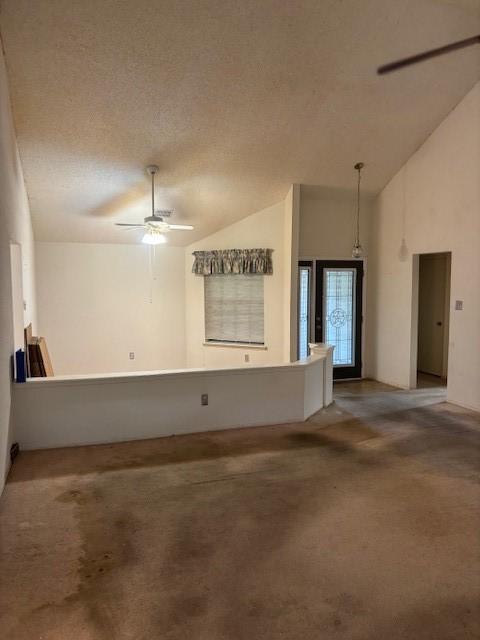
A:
[203,341,268,350]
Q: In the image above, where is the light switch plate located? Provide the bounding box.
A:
[201,394,209,406]
[455,300,463,311]
[129,352,135,359]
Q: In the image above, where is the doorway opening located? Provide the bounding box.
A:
[416,252,451,389]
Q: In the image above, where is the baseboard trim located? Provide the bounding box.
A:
[370,376,409,391]
[446,398,480,414]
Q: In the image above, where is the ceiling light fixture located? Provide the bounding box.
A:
[142,229,167,245]
[352,162,364,259]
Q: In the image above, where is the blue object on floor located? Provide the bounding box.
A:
[15,349,26,383]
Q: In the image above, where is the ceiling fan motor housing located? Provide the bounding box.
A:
[145,210,172,224]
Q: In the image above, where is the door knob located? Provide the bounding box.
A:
[436,321,442,326]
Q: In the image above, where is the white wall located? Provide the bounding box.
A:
[284,185,300,362]
[36,243,186,374]
[13,353,328,450]
[371,82,480,411]
[185,199,292,368]
[36,192,300,375]
[0,49,37,490]
[299,186,373,259]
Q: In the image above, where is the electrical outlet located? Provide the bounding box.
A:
[244,353,250,363]
[201,393,209,406]
[129,352,135,360]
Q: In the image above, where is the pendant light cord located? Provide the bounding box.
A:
[356,165,361,245]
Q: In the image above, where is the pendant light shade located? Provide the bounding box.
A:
[352,242,363,259]
[352,162,365,259]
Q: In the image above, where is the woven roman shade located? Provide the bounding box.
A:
[204,274,264,344]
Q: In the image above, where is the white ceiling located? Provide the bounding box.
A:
[1,0,479,245]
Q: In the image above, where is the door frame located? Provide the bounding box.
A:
[297,262,313,359]
[411,251,452,389]
[298,256,367,379]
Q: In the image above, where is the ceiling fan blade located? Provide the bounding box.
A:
[168,224,194,231]
[115,223,145,228]
[378,34,480,74]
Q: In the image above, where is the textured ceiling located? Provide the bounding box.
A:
[1,0,479,245]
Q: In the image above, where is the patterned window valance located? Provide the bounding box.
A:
[192,248,273,275]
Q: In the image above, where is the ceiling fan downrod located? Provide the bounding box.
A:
[146,165,160,218]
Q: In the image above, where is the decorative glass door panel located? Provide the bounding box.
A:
[324,269,355,366]
[298,265,311,359]
[315,261,363,379]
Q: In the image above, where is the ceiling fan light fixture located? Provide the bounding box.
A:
[115,165,194,238]
[142,230,167,245]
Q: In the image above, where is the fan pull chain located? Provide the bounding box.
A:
[148,245,153,304]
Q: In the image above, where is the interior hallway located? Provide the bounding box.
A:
[1,380,479,639]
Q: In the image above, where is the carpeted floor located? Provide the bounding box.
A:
[1,380,479,639]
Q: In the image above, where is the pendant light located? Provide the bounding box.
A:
[352,162,364,259]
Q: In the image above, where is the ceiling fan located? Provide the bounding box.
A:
[378,34,480,74]
[115,165,194,244]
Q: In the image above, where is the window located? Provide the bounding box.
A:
[204,274,264,345]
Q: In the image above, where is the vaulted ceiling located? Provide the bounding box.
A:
[1,0,479,245]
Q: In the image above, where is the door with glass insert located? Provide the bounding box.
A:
[315,261,363,379]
